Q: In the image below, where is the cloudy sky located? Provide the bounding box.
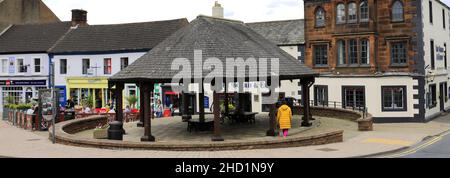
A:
[42,0,450,24]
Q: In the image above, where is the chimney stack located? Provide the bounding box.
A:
[71,9,87,27]
[212,1,224,18]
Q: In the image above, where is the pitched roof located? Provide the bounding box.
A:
[0,22,71,54]
[50,18,189,54]
[246,19,304,46]
[110,16,316,83]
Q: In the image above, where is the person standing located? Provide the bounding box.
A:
[277,100,292,138]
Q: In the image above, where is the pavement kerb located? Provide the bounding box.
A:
[353,129,450,158]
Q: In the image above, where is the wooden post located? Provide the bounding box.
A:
[182,84,192,121]
[211,91,224,141]
[141,83,155,142]
[137,84,145,127]
[199,83,205,123]
[115,83,124,122]
[224,82,229,115]
[301,78,313,127]
[266,91,277,136]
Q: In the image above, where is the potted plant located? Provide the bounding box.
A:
[126,95,138,109]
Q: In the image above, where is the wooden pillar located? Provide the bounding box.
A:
[199,83,205,123]
[266,91,277,136]
[115,84,124,122]
[211,91,224,141]
[224,82,229,115]
[141,83,155,142]
[301,78,313,127]
[137,84,145,127]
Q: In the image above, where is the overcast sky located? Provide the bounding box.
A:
[42,0,450,25]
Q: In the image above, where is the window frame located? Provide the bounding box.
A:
[60,59,67,75]
[17,58,26,74]
[347,2,358,23]
[359,1,369,22]
[103,58,112,75]
[429,1,433,24]
[120,57,129,70]
[314,85,329,107]
[336,3,346,24]
[33,58,41,74]
[313,44,328,67]
[360,39,370,65]
[342,86,366,109]
[381,86,407,112]
[390,41,408,66]
[392,0,405,22]
[1,59,7,74]
[82,58,90,75]
[428,84,437,109]
[315,7,326,28]
[337,40,347,66]
[431,40,435,70]
[348,39,358,64]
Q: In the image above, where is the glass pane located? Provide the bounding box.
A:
[348,3,357,22]
[337,4,346,23]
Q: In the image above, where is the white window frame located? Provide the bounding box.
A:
[16,58,26,74]
[33,57,41,74]
[1,59,8,75]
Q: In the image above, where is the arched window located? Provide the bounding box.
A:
[392,0,404,22]
[337,40,346,65]
[316,7,326,27]
[360,39,370,64]
[360,1,369,22]
[348,2,357,23]
[336,3,346,24]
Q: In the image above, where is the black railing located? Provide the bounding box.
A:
[308,100,369,119]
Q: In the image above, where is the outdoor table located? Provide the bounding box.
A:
[187,118,214,132]
[227,112,258,124]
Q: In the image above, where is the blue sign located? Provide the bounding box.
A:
[204,96,209,108]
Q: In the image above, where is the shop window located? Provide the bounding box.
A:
[392,1,404,22]
[2,87,23,105]
[313,45,328,66]
[34,58,41,73]
[60,59,67,74]
[382,86,407,111]
[104,58,112,75]
[336,3,346,24]
[315,7,326,27]
[391,42,407,65]
[360,1,369,22]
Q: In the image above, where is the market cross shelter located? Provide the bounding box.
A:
[108,15,318,141]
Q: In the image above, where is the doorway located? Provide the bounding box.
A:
[439,82,447,111]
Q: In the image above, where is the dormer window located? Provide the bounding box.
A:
[316,7,326,27]
[392,1,404,22]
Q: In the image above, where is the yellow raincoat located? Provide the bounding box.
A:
[277,105,292,129]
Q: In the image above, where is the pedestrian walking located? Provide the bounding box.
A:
[277,100,292,138]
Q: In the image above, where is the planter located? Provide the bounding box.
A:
[357,117,373,131]
[93,127,109,139]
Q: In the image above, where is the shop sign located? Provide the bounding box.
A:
[0,80,46,86]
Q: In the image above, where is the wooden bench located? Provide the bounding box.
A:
[187,119,214,132]
[228,112,258,124]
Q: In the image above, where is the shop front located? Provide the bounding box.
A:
[0,79,48,112]
[65,77,111,109]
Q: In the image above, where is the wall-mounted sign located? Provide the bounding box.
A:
[0,80,46,86]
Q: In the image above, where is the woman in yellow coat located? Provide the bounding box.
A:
[277,100,292,138]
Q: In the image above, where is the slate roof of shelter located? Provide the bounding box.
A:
[0,22,71,54]
[246,19,304,46]
[110,15,317,83]
[49,18,189,54]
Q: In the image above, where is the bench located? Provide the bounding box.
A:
[228,112,258,124]
[187,119,214,132]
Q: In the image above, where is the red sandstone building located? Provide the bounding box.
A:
[304,0,450,122]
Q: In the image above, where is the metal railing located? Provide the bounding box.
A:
[307,100,369,119]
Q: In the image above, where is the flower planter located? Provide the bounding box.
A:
[357,117,373,131]
[93,127,109,139]
[2,107,9,120]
